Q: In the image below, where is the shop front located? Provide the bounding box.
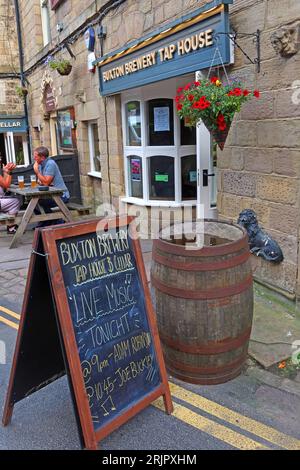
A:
[95,0,232,221]
[0,117,29,167]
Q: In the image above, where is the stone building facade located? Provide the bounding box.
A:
[218,0,300,298]
[0,0,21,114]
[16,0,300,299]
[0,0,27,166]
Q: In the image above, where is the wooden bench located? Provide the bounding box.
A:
[66,202,92,216]
[0,211,25,226]
[51,203,92,216]
[0,203,91,223]
[1,203,92,232]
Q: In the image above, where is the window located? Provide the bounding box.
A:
[128,156,143,198]
[57,108,76,150]
[180,118,196,145]
[181,155,197,200]
[88,121,101,178]
[3,132,29,167]
[122,78,197,206]
[14,135,26,165]
[125,101,141,146]
[0,83,5,105]
[40,0,51,46]
[148,99,174,146]
[149,156,174,200]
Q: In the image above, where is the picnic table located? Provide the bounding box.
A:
[8,184,74,249]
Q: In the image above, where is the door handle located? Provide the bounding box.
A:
[202,169,215,187]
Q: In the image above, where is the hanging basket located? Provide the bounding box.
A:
[202,119,232,150]
[57,63,72,76]
[15,86,28,99]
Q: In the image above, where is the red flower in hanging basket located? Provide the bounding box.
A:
[174,78,260,150]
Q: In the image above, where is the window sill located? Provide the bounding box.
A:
[121,197,196,208]
[88,171,102,179]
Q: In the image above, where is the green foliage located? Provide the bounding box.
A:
[15,148,24,165]
[48,58,72,74]
[15,85,28,99]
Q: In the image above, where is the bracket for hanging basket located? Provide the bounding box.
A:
[215,30,261,73]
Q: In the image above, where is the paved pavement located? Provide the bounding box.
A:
[0,223,300,450]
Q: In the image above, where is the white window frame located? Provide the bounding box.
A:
[121,76,197,207]
[87,120,102,179]
[40,0,51,47]
[49,113,58,156]
[4,132,29,167]
[21,135,30,166]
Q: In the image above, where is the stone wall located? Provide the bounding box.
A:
[217,0,300,297]
[18,0,300,297]
[20,0,207,211]
[0,80,24,116]
[0,0,23,115]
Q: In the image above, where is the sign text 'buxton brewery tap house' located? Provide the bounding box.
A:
[102,29,214,83]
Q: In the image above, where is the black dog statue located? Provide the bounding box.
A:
[237,209,283,263]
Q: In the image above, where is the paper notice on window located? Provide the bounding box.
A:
[154,107,170,132]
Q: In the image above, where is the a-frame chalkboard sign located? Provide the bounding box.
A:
[2,216,173,450]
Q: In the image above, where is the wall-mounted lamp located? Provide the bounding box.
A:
[96,25,107,57]
[96,25,107,39]
[56,22,64,33]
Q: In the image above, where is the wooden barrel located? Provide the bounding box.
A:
[151,220,253,385]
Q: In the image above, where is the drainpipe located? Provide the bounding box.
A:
[14,0,31,161]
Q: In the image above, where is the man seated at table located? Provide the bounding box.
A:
[0,163,21,234]
[33,146,70,227]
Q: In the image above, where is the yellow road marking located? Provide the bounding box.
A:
[153,398,269,450]
[0,306,21,320]
[0,315,19,330]
[0,305,298,450]
[169,382,300,450]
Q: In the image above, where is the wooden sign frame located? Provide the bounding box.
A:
[2,216,173,450]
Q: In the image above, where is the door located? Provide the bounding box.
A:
[197,123,218,220]
[195,70,218,220]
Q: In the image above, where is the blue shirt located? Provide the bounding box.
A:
[39,158,70,199]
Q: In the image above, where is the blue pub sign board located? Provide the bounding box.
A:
[95,0,233,96]
[0,117,27,133]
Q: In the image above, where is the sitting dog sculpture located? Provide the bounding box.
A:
[237,209,283,263]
